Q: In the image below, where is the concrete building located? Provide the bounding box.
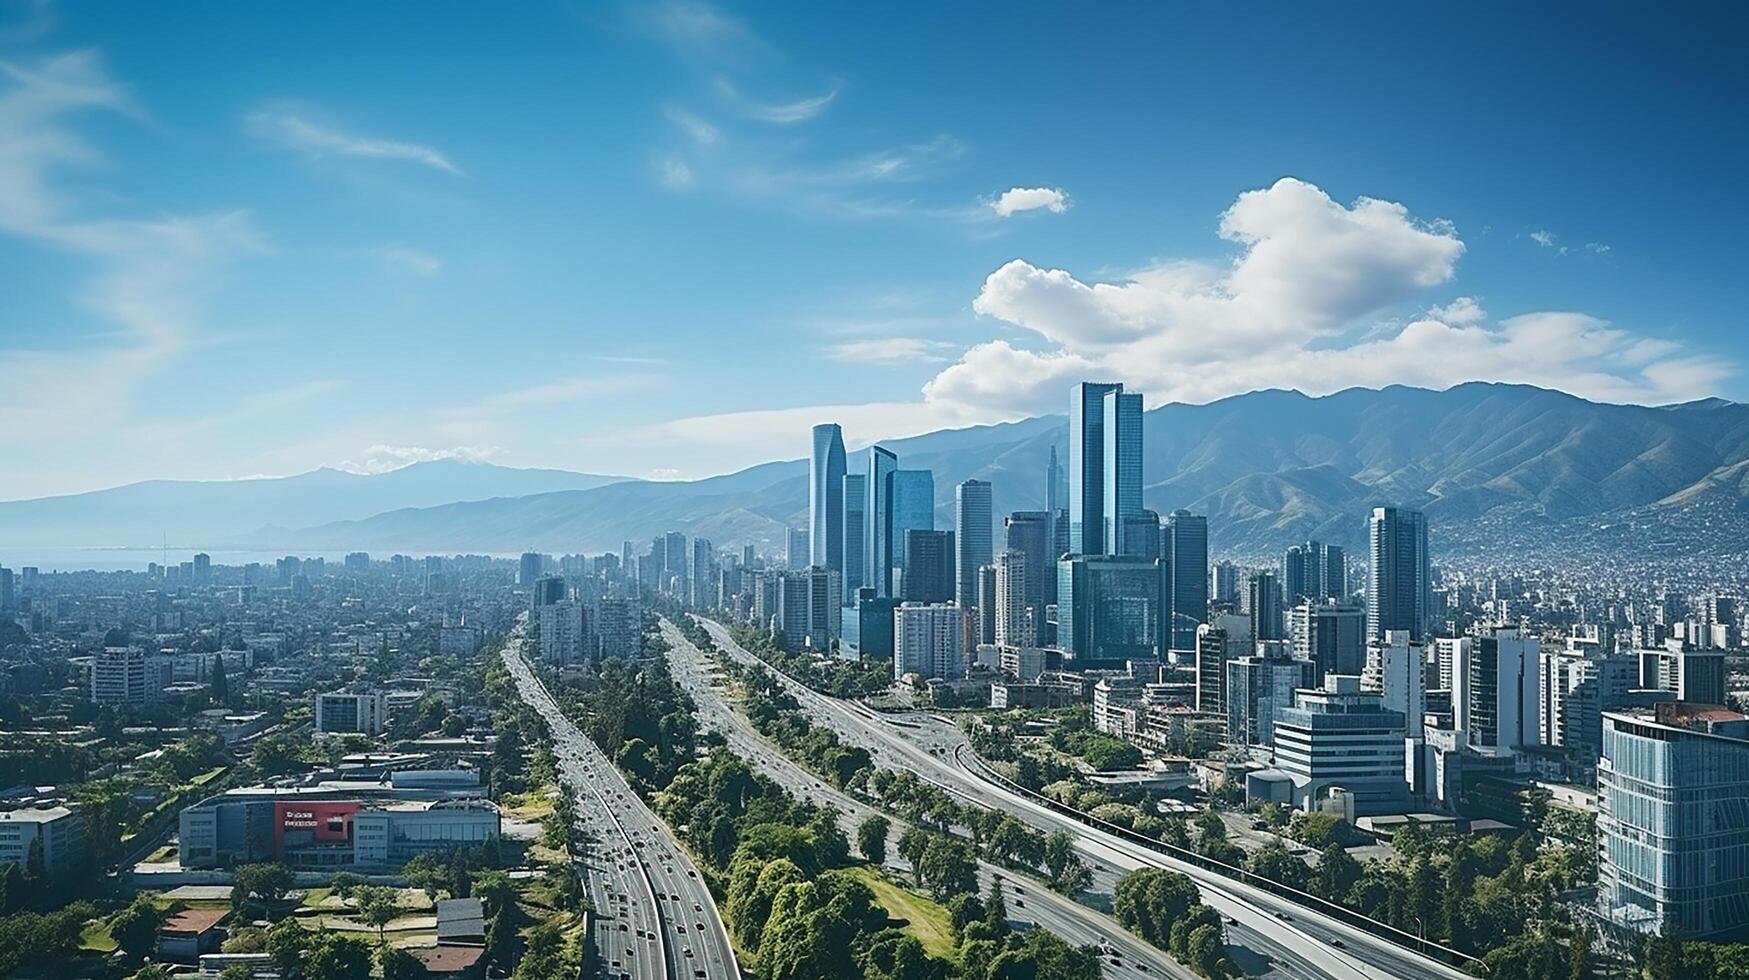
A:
[1541,644,1640,756]
[1290,601,1366,680]
[1368,506,1431,642]
[1004,512,1054,645]
[91,647,170,705]
[1094,674,1147,739]
[1194,613,1253,715]
[774,566,842,652]
[994,549,1035,648]
[894,603,966,681]
[1639,642,1727,705]
[1283,541,1344,603]
[537,599,587,664]
[315,691,387,735]
[902,529,956,604]
[1273,675,1412,815]
[1598,703,1749,937]
[1450,626,1541,756]
[595,595,642,660]
[1363,631,1426,735]
[0,804,86,872]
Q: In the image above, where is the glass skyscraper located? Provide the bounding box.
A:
[842,472,867,600]
[891,468,935,571]
[1068,382,1123,556]
[1055,554,1166,662]
[955,479,993,613]
[1368,506,1431,642]
[1163,509,1209,654]
[866,446,898,597]
[1101,388,1144,555]
[809,423,846,578]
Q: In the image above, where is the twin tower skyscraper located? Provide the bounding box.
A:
[807,421,900,602]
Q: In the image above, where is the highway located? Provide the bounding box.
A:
[694,616,1473,980]
[501,629,739,980]
[659,617,1190,980]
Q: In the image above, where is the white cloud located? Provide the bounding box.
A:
[663,105,719,144]
[654,154,694,190]
[715,78,840,123]
[1585,242,1612,254]
[824,338,958,365]
[247,107,464,175]
[335,444,504,475]
[989,186,1069,217]
[1530,229,1556,248]
[919,177,1727,414]
[378,246,441,277]
[634,0,765,63]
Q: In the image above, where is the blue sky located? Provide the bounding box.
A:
[0,0,1742,498]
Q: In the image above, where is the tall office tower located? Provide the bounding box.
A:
[809,423,847,575]
[994,549,1036,647]
[1283,541,1346,603]
[663,531,689,588]
[192,552,211,586]
[1450,626,1541,756]
[891,469,935,572]
[530,574,567,610]
[1368,506,1431,642]
[1195,612,1253,715]
[1119,511,1161,560]
[344,552,370,575]
[772,566,842,652]
[1320,544,1346,600]
[785,528,809,571]
[894,602,968,681]
[955,480,993,613]
[976,564,998,646]
[1211,560,1240,605]
[1101,387,1145,555]
[1056,555,1166,662]
[1599,703,1749,937]
[901,529,955,604]
[1068,381,1124,555]
[1246,571,1285,642]
[867,446,899,597]
[1290,600,1366,680]
[690,538,715,609]
[623,541,637,581]
[843,472,867,598]
[1364,630,1427,734]
[1226,649,1317,747]
[519,552,543,587]
[0,567,13,613]
[1046,444,1066,515]
[1004,512,1052,644]
[1162,510,1209,653]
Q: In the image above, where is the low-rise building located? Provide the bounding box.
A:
[315,691,387,735]
[0,803,86,872]
[1272,674,1411,815]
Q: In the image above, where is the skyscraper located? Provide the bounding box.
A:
[994,549,1035,647]
[1368,506,1431,642]
[786,528,809,571]
[842,472,867,599]
[1246,570,1285,642]
[1056,554,1166,662]
[1004,511,1052,645]
[1102,387,1144,555]
[1286,541,1347,603]
[1450,626,1541,756]
[901,529,955,604]
[867,446,898,597]
[955,479,993,613]
[1068,381,1123,555]
[891,469,935,570]
[1289,601,1367,680]
[809,423,847,576]
[1163,510,1209,653]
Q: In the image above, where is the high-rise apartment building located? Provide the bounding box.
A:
[894,603,966,680]
[1450,626,1542,756]
[518,551,543,588]
[1163,510,1209,654]
[1541,645,1639,756]
[994,549,1035,647]
[1195,613,1253,715]
[91,647,169,705]
[976,564,998,646]
[809,423,847,576]
[1004,512,1053,645]
[1368,506,1431,642]
[955,480,993,614]
[1364,630,1426,735]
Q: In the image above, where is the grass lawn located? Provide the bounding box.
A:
[301,887,334,908]
[79,919,118,953]
[847,865,957,961]
[501,787,558,821]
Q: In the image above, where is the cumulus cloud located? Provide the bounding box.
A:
[989,186,1069,217]
[918,177,1727,415]
[1530,229,1556,248]
[247,107,464,175]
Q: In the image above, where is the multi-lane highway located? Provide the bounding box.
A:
[658,617,1190,980]
[501,629,739,980]
[693,616,1474,980]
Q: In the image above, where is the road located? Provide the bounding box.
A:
[695,616,1473,980]
[659,617,1189,980]
[501,629,739,980]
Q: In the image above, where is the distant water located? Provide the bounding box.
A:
[0,547,359,573]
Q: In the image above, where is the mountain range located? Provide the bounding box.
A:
[6,382,1749,560]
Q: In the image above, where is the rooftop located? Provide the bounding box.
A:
[163,908,229,935]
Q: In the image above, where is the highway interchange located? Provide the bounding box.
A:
[501,630,739,980]
[692,615,1477,980]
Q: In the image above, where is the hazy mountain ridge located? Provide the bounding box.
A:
[0,460,633,548]
[250,383,1749,558]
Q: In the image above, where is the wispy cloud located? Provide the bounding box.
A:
[632,0,767,65]
[246,107,465,176]
[824,337,958,365]
[377,245,442,277]
[989,186,1069,217]
[335,444,504,475]
[715,77,840,123]
[1530,229,1557,248]
[653,154,694,190]
[663,105,719,144]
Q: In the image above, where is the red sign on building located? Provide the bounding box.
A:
[273,801,358,854]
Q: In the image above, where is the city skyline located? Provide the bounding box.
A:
[1,2,1744,499]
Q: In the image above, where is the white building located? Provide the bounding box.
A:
[438,624,480,656]
[0,804,86,872]
[315,692,387,735]
[1093,675,1146,737]
[894,602,965,680]
[1225,648,1315,748]
[1363,630,1425,735]
[538,599,587,665]
[91,647,170,706]
[1450,626,1541,756]
[994,550,1035,647]
[1273,675,1411,815]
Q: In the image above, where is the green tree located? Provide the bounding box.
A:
[1314,843,1362,900]
[329,871,365,900]
[303,934,373,980]
[110,894,170,962]
[985,929,1103,980]
[918,837,978,900]
[1113,867,1200,949]
[898,827,933,886]
[232,862,294,919]
[377,945,424,980]
[858,814,891,866]
[353,885,399,945]
[128,966,173,980]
